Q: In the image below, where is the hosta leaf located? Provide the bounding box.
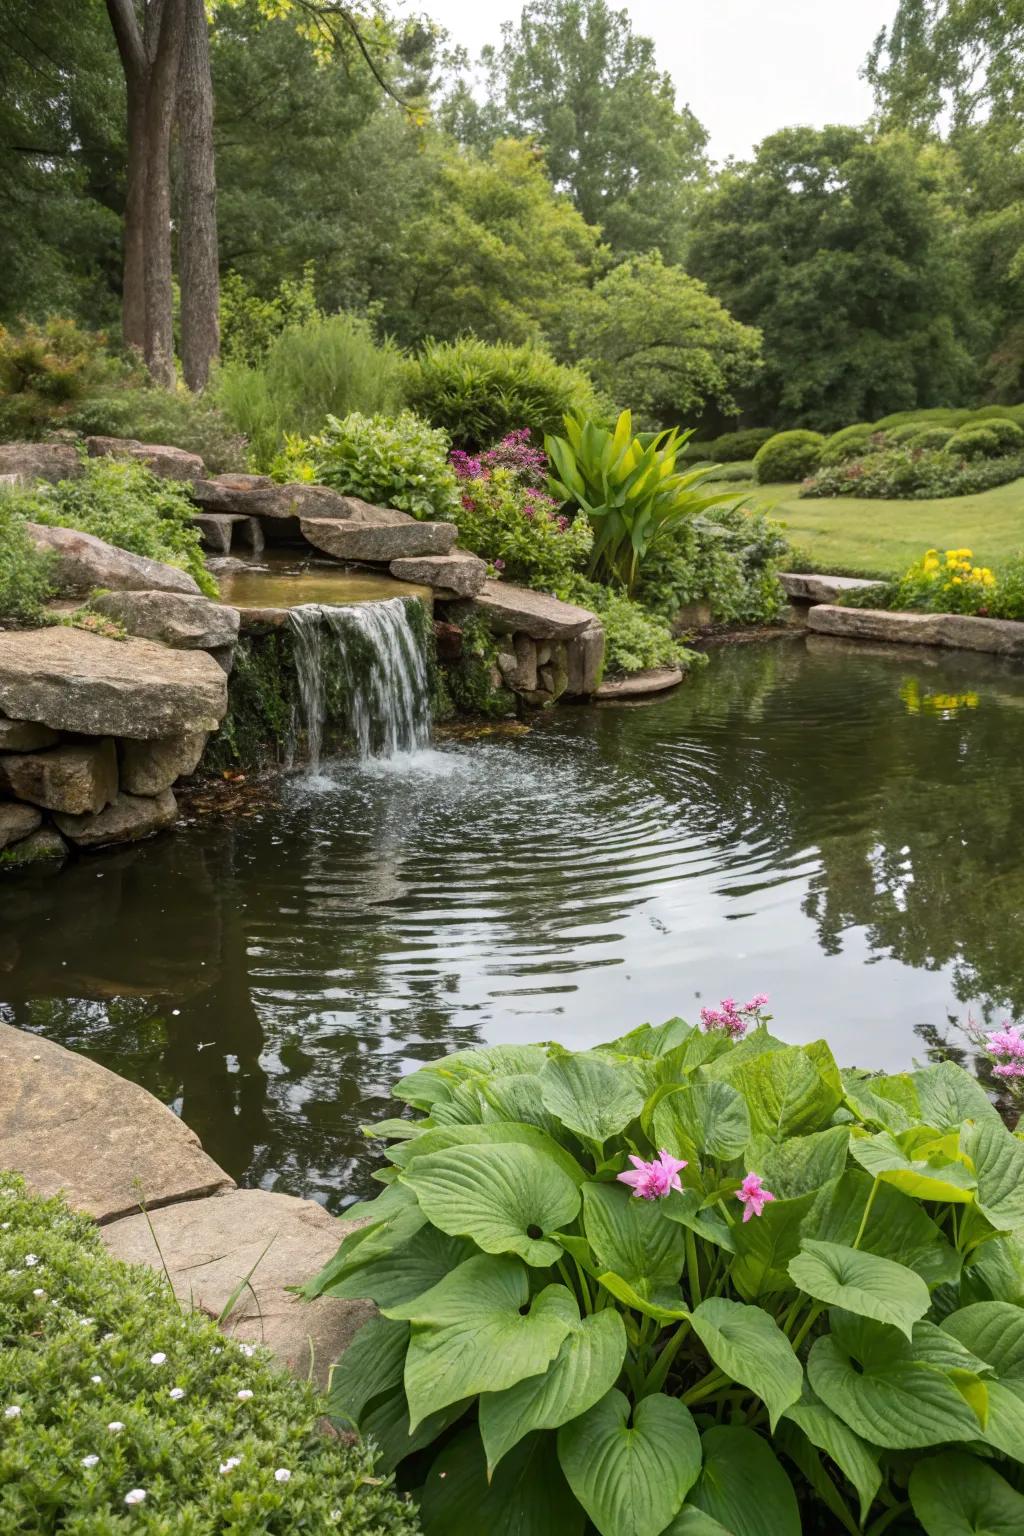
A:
[393,1065,453,1109]
[688,1425,800,1536]
[662,1189,737,1253]
[807,1332,982,1447]
[421,1428,584,1536]
[747,1126,850,1199]
[781,1392,882,1527]
[912,1061,1001,1132]
[730,1191,816,1300]
[360,1384,470,1475]
[400,1142,581,1267]
[702,1027,788,1084]
[849,1129,977,1203]
[389,1121,586,1186]
[789,1240,930,1338]
[804,1170,961,1286]
[962,1116,1024,1230]
[479,1074,568,1140]
[663,1512,735,1536]
[301,1189,426,1297]
[430,1080,485,1125]
[539,1051,645,1146]
[361,1116,426,1141]
[325,1316,408,1426]
[842,1071,917,1132]
[962,1234,1024,1304]
[651,1080,751,1161]
[942,1301,1024,1379]
[314,1223,475,1307]
[909,1452,1024,1536]
[689,1297,803,1429]
[602,1017,694,1059]
[557,1389,701,1536]
[596,1270,689,1320]
[384,1254,576,1427]
[582,1180,688,1286]
[480,1309,627,1472]
[730,1043,843,1138]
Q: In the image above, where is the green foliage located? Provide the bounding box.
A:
[820,425,884,466]
[219,264,321,367]
[636,506,789,627]
[0,498,53,625]
[302,411,461,522]
[754,430,826,484]
[404,337,602,451]
[0,318,133,440]
[949,420,1024,459]
[546,411,739,592]
[844,544,1024,622]
[438,608,516,717]
[806,445,1024,501]
[872,408,974,430]
[454,471,591,590]
[557,253,762,430]
[906,425,957,450]
[565,578,694,676]
[308,1014,1024,1535]
[0,1173,421,1535]
[66,387,246,475]
[702,461,756,484]
[684,428,775,463]
[215,314,406,470]
[10,457,215,596]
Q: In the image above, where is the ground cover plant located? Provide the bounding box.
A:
[0,1173,421,1535]
[308,1001,1024,1536]
[290,410,462,523]
[0,497,53,625]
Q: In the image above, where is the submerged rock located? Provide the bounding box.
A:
[0,826,67,869]
[54,787,178,848]
[119,731,208,796]
[25,521,201,597]
[89,589,240,652]
[0,738,117,815]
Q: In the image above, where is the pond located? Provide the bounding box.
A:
[3,633,1022,1210]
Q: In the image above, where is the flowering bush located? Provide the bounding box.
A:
[297,410,461,522]
[308,1006,1024,1536]
[0,1174,420,1535]
[803,444,1024,500]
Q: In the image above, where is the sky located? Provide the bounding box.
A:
[422,0,901,163]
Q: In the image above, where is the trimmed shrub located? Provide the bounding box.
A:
[682,427,775,463]
[701,460,756,483]
[906,425,955,450]
[301,411,461,522]
[753,429,825,484]
[872,407,973,429]
[948,419,1024,458]
[819,424,884,466]
[0,497,53,625]
[968,404,1024,427]
[0,1173,421,1535]
[67,387,245,474]
[803,444,1024,500]
[403,338,602,451]
[214,314,406,470]
[0,318,135,441]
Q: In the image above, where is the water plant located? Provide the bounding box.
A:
[309,1002,1024,1536]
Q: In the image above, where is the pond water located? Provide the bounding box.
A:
[3,633,1023,1210]
[214,553,431,611]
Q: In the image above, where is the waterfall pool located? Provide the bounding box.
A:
[2,634,1022,1208]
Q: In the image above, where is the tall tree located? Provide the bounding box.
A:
[867,0,1024,133]
[445,0,707,264]
[177,0,219,390]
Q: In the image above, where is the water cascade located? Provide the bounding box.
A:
[287,598,431,766]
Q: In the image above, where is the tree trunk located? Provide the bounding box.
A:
[122,83,148,355]
[177,0,219,392]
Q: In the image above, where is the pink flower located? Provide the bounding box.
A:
[993,1062,1024,1079]
[617,1149,687,1200]
[744,994,769,1012]
[736,1173,775,1222]
[986,1024,1024,1059]
[700,992,769,1038]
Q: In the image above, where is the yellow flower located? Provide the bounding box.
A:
[951,576,962,584]
[923,556,939,572]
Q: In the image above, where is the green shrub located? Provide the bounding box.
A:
[804,444,1024,500]
[906,424,955,450]
[0,318,134,441]
[753,429,825,483]
[682,428,775,463]
[66,387,245,474]
[219,264,321,368]
[968,404,1024,427]
[452,472,591,592]
[302,411,461,521]
[0,1173,420,1535]
[566,577,696,675]
[403,338,602,451]
[819,425,884,467]
[701,460,756,483]
[11,456,215,596]
[871,407,973,430]
[948,420,1024,459]
[215,314,406,470]
[307,1010,1024,1536]
[0,498,53,624]
[637,505,788,626]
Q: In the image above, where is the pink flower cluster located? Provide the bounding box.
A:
[450,430,549,488]
[736,1172,775,1222]
[617,1149,687,1200]
[699,994,769,1038]
[986,1022,1024,1080]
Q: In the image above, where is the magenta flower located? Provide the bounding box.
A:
[986,1024,1024,1059]
[736,1173,775,1222]
[993,1062,1024,1079]
[700,992,769,1038]
[617,1149,688,1200]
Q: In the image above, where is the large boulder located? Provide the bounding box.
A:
[25,521,201,597]
[89,589,240,651]
[389,549,487,597]
[191,477,353,521]
[54,787,178,849]
[301,514,456,562]
[473,579,595,640]
[0,802,42,851]
[85,435,205,481]
[0,627,227,739]
[119,730,208,796]
[0,441,80,484]
[0,738,117,815]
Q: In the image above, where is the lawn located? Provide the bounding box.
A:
[736,476,1024,578]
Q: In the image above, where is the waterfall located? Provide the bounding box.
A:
[287,598,431,767]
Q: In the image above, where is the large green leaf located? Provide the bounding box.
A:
[962,1234,1024,1305]
[842,1070,919,1132]
[912,1062,1001,1132]
[557,1389,701,1536]
[730,1192,816,1300]
[324,1315,408,1427]
[360,1384,470,1475]
[746,1126,850,1200]
[651,1080,751,1162]
[807,1331,982,1447]
[963,1117,1024,1230]
[479,1074,569,1140]
[730,1044,842,1138]
[420,1428,584,1536]
[390,1120,586,1186]
[596,1271,689,1321]
[384,1254,577,1428]
[480,1309,627,1472]
[689,1298,803,1430]
[582,1180,688,1287]
[400,1142,581,1267]
[804,1170,961,1286]
[662,1189,737,1254]
[688,1426,800,1536]
[539,1051,645,1146]
[781,1393,882,1527]
[303,1183,425,1296]
[315,1223,476,1307]
[849,1129,977,1203]
[789,1240,930,1338]
[943,1301,1024,1379]
[909,1452,1024,1536]
[663,1512,735,1536]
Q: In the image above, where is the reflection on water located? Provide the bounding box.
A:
[3,634,1024,1209]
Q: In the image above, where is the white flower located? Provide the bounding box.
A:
[80,1317,94,1326]
[4,1406,21,1420]
[219,1456,242,1475]
[211,1347,222,1355]
[32,1289,45,1298]
[102,1333,114,1343]
[107,1421,125,1434]
[239,1345,255,1358]
[149,1352,167,1366]
[274,1468,291,1484]
[0,1222,9,1229]
[82,1454,99,1468]
[90,1376,102,1385]
[124,1489,147,1506]
[24,1254,39,1267]
[236,1389,253,1402]
[169,1387,185,1401]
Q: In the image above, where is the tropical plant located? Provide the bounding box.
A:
[297,410,461,522]
[308,1004,1024,1536]
[545,410,738,592]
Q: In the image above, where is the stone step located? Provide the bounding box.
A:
[779,572,885,604]
[807,603,1024,654]
[595,665,684,699]
[473,579,595,639]
[389,548,487,597]
[301,514,457,561]
[191,478,354,521]
[191,512,264,557]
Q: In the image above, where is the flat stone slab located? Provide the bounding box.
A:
[807,604,1024,654]
[390,549,487,597]
[780,572,886,604]
[89,589,240,651]
[0,442,80,483]
[191,513,263,557]
[473,580,595,639]
[101,1189,371,1387]
[0,627,228,740]
[25,521,202,597]
[0,1022,234,1222]
[85,435,205,481]
[192,479,353,521]
[301,515,457,561]
[595,665,684,699]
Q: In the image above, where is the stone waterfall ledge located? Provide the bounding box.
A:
[806,604,1024,654]
[1,1023,368,1388]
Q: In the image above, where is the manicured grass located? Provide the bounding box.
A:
[739,477,1024,578]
